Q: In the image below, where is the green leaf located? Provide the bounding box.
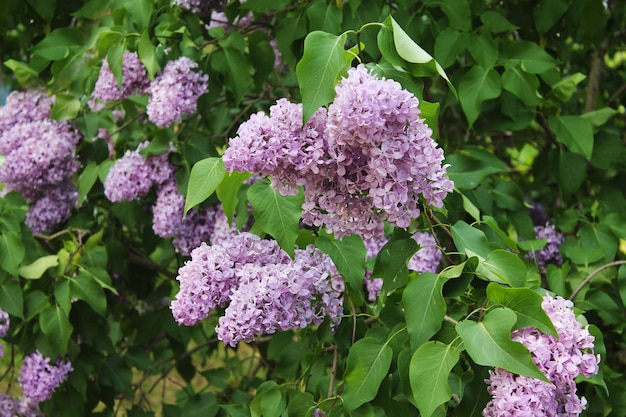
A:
[548,115,594,160]
[247,181,303,257]
[501,41,557,74]
[184,157,226,215]
[451,221,492,259]
[211,46,251,104]
[403,273,447,350]
[77,162,99,205]
[446,148,508,190]
[3,59,40,86]
[501,65,541,106]
[475,249,527,287]
[581,107,619,127]
[125,0,153,32]
[296,31,353,123]
[39,303,73,354]
[468,33,498,69]
[0,280,24,319]
[306,0,342,33]
[434,28,468,68]
[372,238,419,291]
[33,27,82,60]
[241,0,290,12]
[0,232,25,275]
[50,93,81,121]
[316,235,366,296]
[458,66,501,126]
[480,11,519,33]
[548,73,586,103]
[27,0,57,21]
[182,393,219,417]
[216,171,252,226]
[71,270,107,316]
[534,0,571,34]
[486,283,557,336]
[100,353,133,393]
[424,0,471,31]
[409,342,460,417]
[138,31,160,79]
[456,308,548,382]
[342,337,393,412]
[557,150,587,198]
[19,255,58,279]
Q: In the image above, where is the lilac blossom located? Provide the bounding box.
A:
[0,394,44,417]
[408,231,442,273]
[18,351,73,402]
[224,65,453,240]
[0,90,53,137]
[0,309,8,338]
[173,0,227,16]
[172,206,218,256]
[25,181,78,234]
[483,295,600,417]
[103,143,174,202]
[90,51,149,107]
[146,57,208,127]
[526,222,564,268]
[362,234,388,302]
[171,233,343,346]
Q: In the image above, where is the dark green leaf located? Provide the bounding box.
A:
[296,31,353,123]
[501,65,541,106]
[409,342,460,417]
[403,273,447,350]
[434,28,468,68]
[3,60,40,86]
[458,66,501,126]
[247,181,303,257]
[549,115,594,160]
[316,235,366,296]
[372,238,419,291]
[211,46,251,104]
[138,31,160,79]
[125,0,153,32]
[475,249,527,287]
[39,303,73,354]
[182,393,218,417]
[50,93,81,121]
[534,0,571,34]
[216,171,252,226]
[78,162,99,205]
[451,221,492,259]
[557,150,587,198]
[424,0,472,31]
[184,157,226,215]
[27,0,56,21]
[480,11,519,33]
[457,308,548,381]
[0,280,24,319]
[71,270,107,316]
[468,33,498,69]
[0,232,25,275]
[501,42,557,74]
[342,337,393,412]
[100,353,133,393]
[33,28,82,60]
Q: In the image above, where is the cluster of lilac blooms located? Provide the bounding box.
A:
[362,231,443,302]
[173,0,226,16]
[223,65,453,240]
[0,394,43,417]
[171,232,343,346]
[483,295,600,417]
[17,351,73,403]
[0,90,81,233]
[146,57,209,127]
[90,51,150,109]
[91,54,208,128]
[103,142,174,202]
[0,309,8,358]
[526,222,565,268]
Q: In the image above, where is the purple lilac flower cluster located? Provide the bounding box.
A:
[0,394,43,417]
[0,309,8,358]
[526,222,564,268]
[103,142,174,202]
[146,57,209,128]
[171,232,343,346]
[483,295,600,417]
[0,91,81,233]
[90,51,150,108]
[223,65,453,240]
[17,351,72,403]
[173,0,227,16]
[408,231,442,273]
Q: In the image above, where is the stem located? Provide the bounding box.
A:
[584,39,609,113]
[327,345,339,398]
[569,260,626,300]
[126,251,177,280]
[444,315,458,326]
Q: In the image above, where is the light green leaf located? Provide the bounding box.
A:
[125,0,153,32]
[458,66,501,126]
[211,46,251,104]
[0,232,25,276]
[548,115,594,160]
[247,181,303,257]
[71,270,107,316]
[296,31,353,123]
[78,162,99,205]
[409,342,460,417]
[216,171,253,226]
[50,93,81,121]
[39,303,73,354]
[19,255,58,279]
[486,283,557,336]
[33,27,82,60]
[581,107,619,127]
[138,31,160,79]
[342,337,393,412]
[3,59,40,86]
[451,221,491,259]
[502,65,541,106]
[184,157,226,215]
[316,235,366,296]
[403,273,447,350]
[456,308,548,382]
[548,73,586,103]
[475,249,527,287]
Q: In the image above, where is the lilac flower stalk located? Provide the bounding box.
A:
[18,351,73,402]
[483,295,600,417]
[146,57,208,127]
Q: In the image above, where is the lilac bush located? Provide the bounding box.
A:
[17,351,72,403]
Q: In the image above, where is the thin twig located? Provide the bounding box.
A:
[569,260,626,300]
[327,345,339,398]
[444,315,458,326]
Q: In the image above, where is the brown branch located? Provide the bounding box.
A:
[126,251,178,280]
[584,39,609,113]
[327,345,339,398]
[607,81,626,106]
[569,260,626,300]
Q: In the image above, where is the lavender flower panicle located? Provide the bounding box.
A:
[0,309,9,338]
[408,231,442,273]
[91,51,149,107]
[18,351,72,403]
[173,0,227,16]
[483,295,600,417]
[146,57,208,128]
[0,393,44,417]
[526,222,564,268]
[25,181,78,234]
[0,90,53,138]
